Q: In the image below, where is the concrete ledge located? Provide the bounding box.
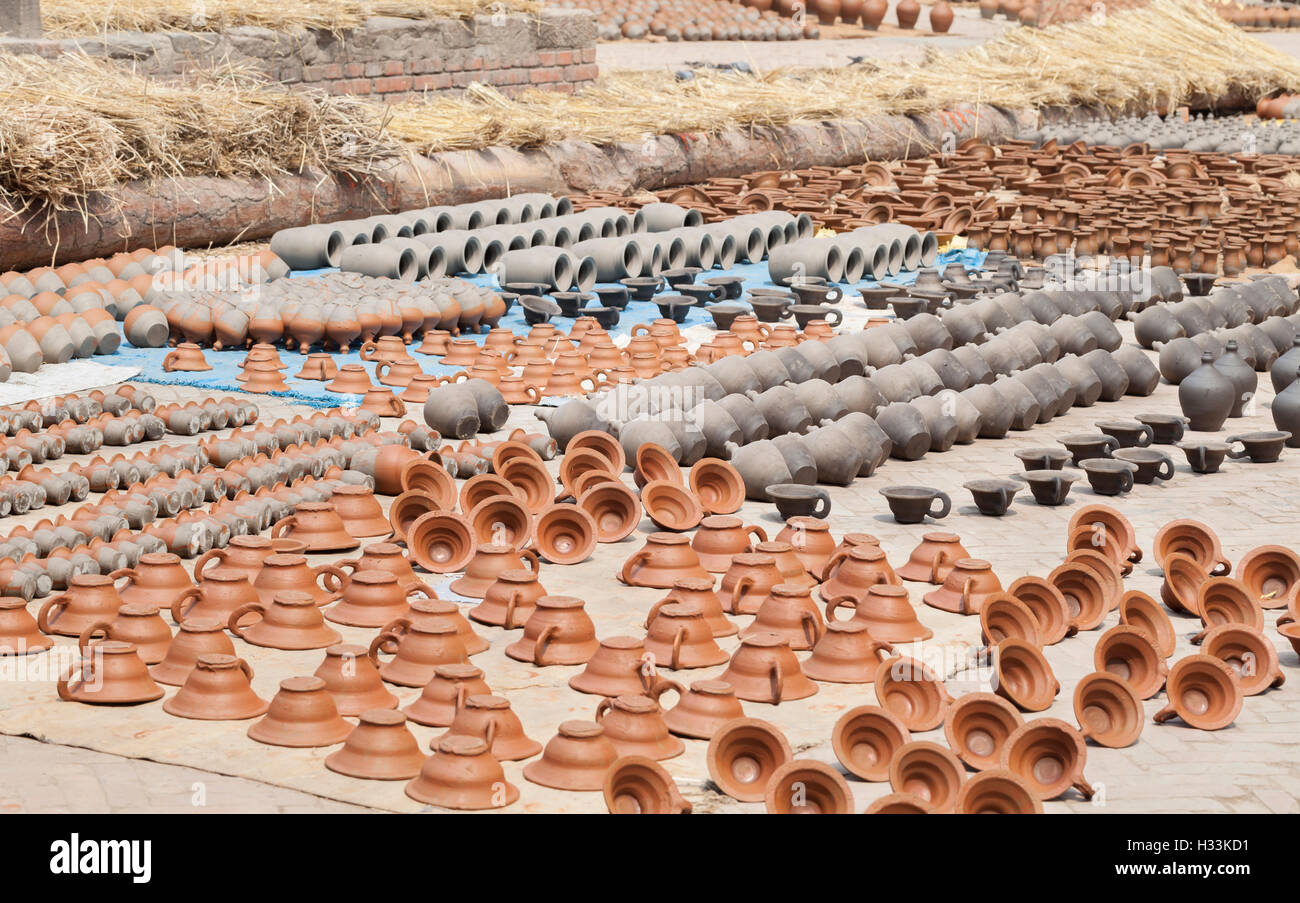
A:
[0,104,1029,269]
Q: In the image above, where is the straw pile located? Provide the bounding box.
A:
[0,53,401,215]
[388,0,1300,152]
[41,0,539,36]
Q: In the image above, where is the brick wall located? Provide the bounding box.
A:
[0,9,598,100]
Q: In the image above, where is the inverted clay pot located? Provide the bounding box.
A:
[407,736,520,810]
[325,709,425,780]
[58,640,163,704]
[718,632,817,704]
[247,676,354,748]
[163,653,268,720]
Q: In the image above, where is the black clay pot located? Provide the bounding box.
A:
[1135,413,1188,445]
[879,486,951,524]
[1058,433,1119,467]
[1016,469,1078,506]
[586,306,620,330]
[963,479,1021,516]
[521,295,561,325]
[655,295,696,323]
[1176,440,1231,474]
[767,483,831,519]
[1079,458,1137,496]
[1112,448,1175,484]
[620,276,663,301]
[553,291,591,318]
[1013,447,1071,471]
[704,276,745,300]
[1226,431,1290,464]
[1094,419,1155,449]
[592,285,631,310]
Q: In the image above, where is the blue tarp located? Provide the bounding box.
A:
[120,248,985,407]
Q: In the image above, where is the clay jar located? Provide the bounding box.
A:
[604,756,692,814]
[658,679,745,740]
[38,574,123,637]
[719,553,784,615]
[439,694,542,761]
[469,568,548,629]
[326,570,436,628]
[992,638,1059,712]
[706,717,793,802]
[58,641,164,704]
[896,532,970,584]
[325,710,425,780]
[522,720,620,792]
[150,617,235,686]
[691,516,767,573]
[248,676,353,748]
[314,643,398,716]
[660,577,736,637]
[272,501,359,552]
[765,760,854,814]
[163,654,268,720]
[110,553,193,609]
[1001,719,1094,801]
[889,741,966,813]
[407,735,520,809]
[644,602,729,669]
[451,544,540,599]
[718,632,817,704]
[505,596,599,666]
[775,517,836,578]
[79,603,173,665]
[253,553,348,607]
[825,583,932,643]
[944,692,1024,771]
[874,656,951,730]
[370,621,468,687]
[0,597,51,654]
[925,561,1003,618]
[569,636,657,698]
[803,620,895,683]
[743,584,825,651]
[1073,672,1144,748]
[596,694,684,760]
[403,663,491,727]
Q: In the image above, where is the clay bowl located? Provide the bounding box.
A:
[520,295,561,326]
[603,755,691,814]
[954,769,1043,814]
[864,792,938,814]
[577,481,640,543]
[1078,458,1137,496]
[831,705,911,782]
[534,503,597,565]
[1007,576,1076,646]
[1094,419,1155,449]
[655,295,696,324]
[1136,413,1189,446]
[1237,545,1300,610]
[1073,671,1144,748]
[962,478,1021,516]
[1154,519,1230,576]
[766,483,831,519]
[764,760,854,814]
[619,276,663,301]
[943,692,1024,772]
[1112,448,1175,484]
[1013,447,1071,471]
[858,285,904,308]
[706,717,792,802]
[888,741,965,813]
[1175,440,1232,474]
[1118,590,1177,658]
[878,486,951,524]
[1015,469,1078,506]
[992,638,1060,712]
[1154,654,1243,731]
[1094,625,1167,699]
[689,458,745,516]
[979,594,1041,647]
[641,479,704,532]
[1059,432,1118,466]
[1226,430,1291,464]
[406,512,476,574]
[873,656,951,731]
[1001,719,1094,801]
[1200,625,1284,696]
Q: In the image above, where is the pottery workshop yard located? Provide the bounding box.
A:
[2,0,1300,824]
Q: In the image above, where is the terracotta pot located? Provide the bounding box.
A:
[831,705,910,782]
[149,616,234,686]
[864,792,937,814]
[923,558,1004,615]
[403,662,491,727]
[1237,545,1300,610]
[634,442,682,488]
[1161,551,1208,617]
[1067,504,1141,575]
[1155,655,1244,731]
[802,620,895,683]
[955,769,1042,814]
[370,621,468,687]
[595,694,684,760]
[337,542,424,594]
[1192,577,1263,643]
[329,485,392,537]
[706,717,792,802]
[620,533,710,588]
[407,512,477,574]
[467,496,534,550]
[469,568,548,628]
[1153,519,1230,577]
[398,460,456,508]
[658,679,745,740]
[517,720,621,791]
[534,503,597,565]
[569,635,658,698]
[1201,624,1284,696]
[193,536,287,588]
[38,574,124,637]
[991,638,1059,712]
[641,479,704,532]
[896,532,970,584]
[574,481,639,543]
[644,601,729,669]
[821,545,899,599]
[1066,548,1124,613]
[1073,671,1144,748]
[169,567,254,626]
[384,597,488,656]
[764,759,853,814]
[325,709,425,780]
[742,584,825,650]
[163,653,267,720]
[253,553,348,607]
[691,516,767,573]
[718,632,818,703]
[1094,625,1168,699]
[505,595,599,665]
[270,502,359,552]
[889,741,965,813]
[450,544,539,598]
[407,736,519,809]
[58,640,164,704]
[660,577,736,637]
[688,458,745,515]
[1048,562,1109,631]
[944,692,1024,771]
[326,570,434,628]
[1118,589,1176,658]
[774,517,836,578]
[438,693,542,761]
[569,429,627,473]
[980,593,1041,647]
[229,592,342,651]
[824,584,932,643]
[1002,719,1094,801]
[248,676,353,748]
[79,602,172,665]
[604,755,692,814]
[873,656,951,730]
[0,596,52,655]
[314,643,398,716]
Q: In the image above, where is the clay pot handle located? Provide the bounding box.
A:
[524,385,541,404]
[619,550,650,585]
[407,582,440,601]
[825,286,843,303]
[728,575,754,615]
[824,593,857,624]
[1072,776,1096,801]
[928,553,942,585]
[1189,627,1207,646]
[236,657,255,682]
[502,590,522,630]
[1226,437,1247,459]
[959,578,975,615]
[811,492,830,518]
[825,309,844,328]
[162,351,180,372]
[533,625,558,666]
[747,525,769,545]
[1153,704,1178,724]
[360,342,377,361]
[375,361,392,379]
[78,621,112,652]
[315,564,350,602]
[171,586,203,623]
[1119,469,1133,494]
[644,597,669,630]
[821,548,850,583]
[768,661,783,705]
[595,697,613,722]
[107,567,136,589]
[1135,424,1155,447]
[1212,558,1231,577]
[227,602,264,639]
[1101,436,1119,454]
[650,678,684,705]
[369,630,401,662]
[519,549,540,572]
[270,516,298,539]
[800,611,823,648]
[928,491,952,520]
[37,595,69,633]
[192,547,227,581]
[670,626,684,671]
[871,639,897,661]
[1156,457,1175,481]
[755,323,771,338]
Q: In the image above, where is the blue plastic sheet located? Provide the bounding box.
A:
[117,247,985,406]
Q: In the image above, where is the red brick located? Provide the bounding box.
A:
[373,75,413,94]
[538,50,557,66]
[581,47,597,63]
[569,63,599,81]
[466,56,484,71]
[530,67,562,84]
[555,49,574,65]
[343,62,365,78]
[383,60,405,76]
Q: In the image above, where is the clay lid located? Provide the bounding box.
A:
[280,676,326,693]
[924,532,961,542]
[359,708,407,727]
[465,694,508,710]
[690,680,735,696]
[700,515,742,528]
[271,591,316,607]
[118,603,161,616]
[434,663,483,680]
[364,543,402,555]
[178,617,225,634]
[326,643,368,657]
[535,595,584,610]
[646,533,689,545]
[558,720,604,739]
[438,735,488,757]
[352,570,398,586]
[204,567,250,583]
[740,632,788,649]
[495,569,537,584]
[612,695,658,713]
[599,635,644,650]
[0,597,28,610]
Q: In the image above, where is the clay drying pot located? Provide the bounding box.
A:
[1016,469,1078,506]
[641,479,704,532]
[329,485,392,537]
[271,501,361,552]
[1073,671,1144,748]
[451,544,540,599]
[1200,624,1284,695]
[371,620,468,687]
[888,741,965,813]
[1176,440,1231,474]
[764,760,854,814]
[691,516,767,573]
[576,481,640,543]
[718,632,817,703]
[955,769,1042,815]
[1007,576,1075,645]
[878,485,951,524]
[163,654,268,720]
[569,635,657,698]
[1001,718,1094,801]
[253,553,348,607]
[1118,590,1176,659]
[688,458,745,516]
[505,596,599,666]
[58,640,164,704]
[469,568,548,629]
[706,717,792,802]
[742,584,825,651]
[923,558,1004,615]
[864,792,937,814]
[313,643,398,715]
[79,602,172,665]
[1154,654,1243,731]
[407,736,519,810]
[825,584,932,643]
[1193,577,1263,643]
[873,656,951,731]
[775,517,836,578]
[407,512,476,574]
[467,496,533,550]
[1048,562,1110,631]
[438,693,542,761]
[595,694,684,760]
[1067,504,1142,575]
[980,593,1041,648]
[403,662,491,727]
[149,617,234,686]
[325,709,425,780]
[0,596,52,654]
[1094,625,1167,700]
[604,755,692,814]
[521,719,621,791]
[38,573,124,637]
[821,545,898,599]
[326,570,435,628]
[944,692,1024,771]
[230,591,342,651]
[831,704,910,782]
[802,620,895,683]
[535,503,597,565]
[644,601,729,669]
[660,577,736,638]
[248,676,353,747]
[766,484,832,520]
[991,638,1059,712]
[1154,519,1230,576]
[1236,545,1300,610]
[658,679,745,740]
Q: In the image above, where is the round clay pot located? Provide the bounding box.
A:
[658,679,745,740]
[718,632,818,703]
[980,593,1041,647]
[534,503,597,565]
[896,532,970,584]
[873,656,951,730]
[706,717,792,802]
[569,636,657,698]
[688,458,745,515]
[469,568,548,628]
[1154,655,1244,732]
[923,558,1004,615]
[407,512,476,574]
[325,709,425,780]
[0,596,52,655]
[1200,624,1284,696]
[1094,625,1168,700]
[247,676,353,748]
[1193,577,1263,643]
[57,640,163,705]
[163,653,267,720]
[577,481,640,543]
[888,741,965,813]
[313,643,398,716]
[1118,590,1176,659]
[595,694,684,761]
[955,769,1042,814]
[824,583,932,644]
[1048,562,1109,631]
[228,592,342,651]
[864,792,937,814]
[764,760,853,814]
[438,693,542,761]
[1073,671,1144,748]
[620,533,710,589]
[943,692,1024,771]
[523,721,620,792]
[1002,718,1094,801]
[407,735,519,810]
[604,755,692,814]
[505,596,599,666]
[992,638,1059,712]
[1236,545,1300,610]
[644,601,729,669]
[641,479,704,532]
[832,705,910,782]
